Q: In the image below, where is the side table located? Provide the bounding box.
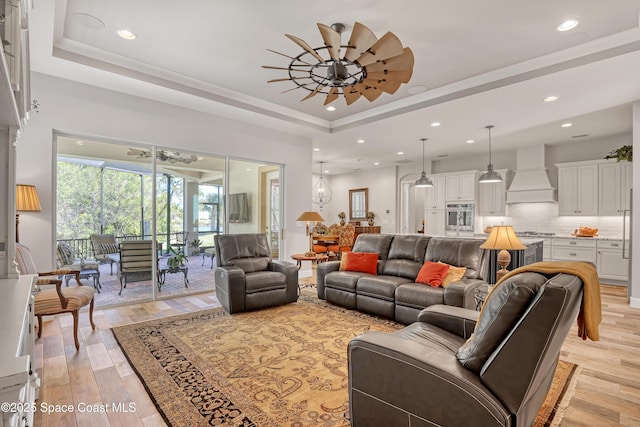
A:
[291,253,328,269]
[157,266,189,290]
[474,284,490,311]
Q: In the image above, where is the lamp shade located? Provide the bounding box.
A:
[297,211,324,222]
[478,164,503,183]
[480,225,525,250]
[16,184,42,212]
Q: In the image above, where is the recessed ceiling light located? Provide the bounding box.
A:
[557,20,579,32]
[373,162,380,165]
[197,156,204,160]
[245,168,252,171]
[407,85,428,94]
[466,139,474,144]
[324,169,329,174]
[544,95,559,102]
[431,122,441,127]
[397,151,404,155]
[326,106,336,111]
[357,139,365,143]
[117,29,136,40]
[75,140,84,145]
[561,123,573,128]
[313,148,320,151]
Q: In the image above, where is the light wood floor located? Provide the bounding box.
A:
[33,285,640,426]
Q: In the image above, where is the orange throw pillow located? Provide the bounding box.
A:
[439,262,467,288]
[343,252,378,275]
[416,261,450,287]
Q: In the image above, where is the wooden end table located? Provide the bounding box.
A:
[291,253,328,269]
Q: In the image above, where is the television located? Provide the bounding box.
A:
[228,192,249,223]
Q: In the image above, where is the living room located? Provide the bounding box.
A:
[1,1,640,426]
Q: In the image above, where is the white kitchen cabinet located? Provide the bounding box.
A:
[478,169,510,216]
[542,238,552,261]
[424,209,445,236]
[557,163,598,216]
[597,240,629,281]
[445,172,476,201]
[598,161,632,216]
[550,237,597,263]
[425,176,446,209]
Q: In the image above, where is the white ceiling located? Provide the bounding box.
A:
[29,0,640,174]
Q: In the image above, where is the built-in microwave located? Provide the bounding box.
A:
[445,203,474,232]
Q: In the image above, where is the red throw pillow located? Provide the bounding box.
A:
[343,252,378,275]
[416,261,450,287]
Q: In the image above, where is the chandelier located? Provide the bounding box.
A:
[312,161,332,211]
[127,148,198,164]
[263,22,414,105]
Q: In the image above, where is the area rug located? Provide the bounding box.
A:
[112,296,579,426]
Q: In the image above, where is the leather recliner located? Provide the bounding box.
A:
[348,270,584,427]
[214,233,298,313]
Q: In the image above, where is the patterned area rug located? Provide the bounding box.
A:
[112,295,579,426]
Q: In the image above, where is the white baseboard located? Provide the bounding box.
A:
[630,297,640,309]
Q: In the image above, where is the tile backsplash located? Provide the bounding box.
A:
[478,203,627,239]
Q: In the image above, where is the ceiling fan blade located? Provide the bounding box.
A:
[268,76,311,83]
[281,84,312,94]
[363,77,401,94]
[301,85,325,101]
[343,86,362,105]
[317,23,341,61]
[354,83,383,102]
[324,87,339,105]
[344,22,377,62]
[267,49,314,66]
[285,34,326,63]
[365,48,414,74]
[366,69,413,84]
[356,32,404,66]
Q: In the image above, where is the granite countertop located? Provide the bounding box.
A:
[552,235,625,241]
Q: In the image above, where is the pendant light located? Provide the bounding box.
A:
[312,161,332,211]
[414,138,433,188]
[478,125,502,183]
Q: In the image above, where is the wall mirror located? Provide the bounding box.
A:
[349,188,368,220]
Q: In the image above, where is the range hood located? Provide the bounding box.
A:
[505,145,557,204]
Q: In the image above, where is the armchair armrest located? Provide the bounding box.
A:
[270,260,299,302]
[316,261,341,299]
[417,305,479,339]
[214,266,247,314]
[443,278,487,309]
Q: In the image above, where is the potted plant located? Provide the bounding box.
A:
[605,145,632,162]
[367,211,375,226]
[190,238,202,255]
[338,211,346,226]
[167,246,188,271]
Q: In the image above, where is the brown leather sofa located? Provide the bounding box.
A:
[348,271,584,426]
[316,234,489,324]
[214,233,298,313]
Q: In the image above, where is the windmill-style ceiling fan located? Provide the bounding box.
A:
[263,22,414,106]
[127,148,198,164]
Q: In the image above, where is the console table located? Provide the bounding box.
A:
[354,225,381,240]
[0,274,39,427]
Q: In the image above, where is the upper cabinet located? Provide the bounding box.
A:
[425,176,446,209]
[445,172,476,201]
[478,169,512,216]
[598,161,632,216]
[557,162,598,216]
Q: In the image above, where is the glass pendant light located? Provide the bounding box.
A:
[415,138,433,187]
[312,161,332,211]
[478,125,502,183]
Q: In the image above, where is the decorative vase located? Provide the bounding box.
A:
[368,219,374,226]
[340,219,345,226]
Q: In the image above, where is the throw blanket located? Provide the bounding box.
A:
[495,261,601,341]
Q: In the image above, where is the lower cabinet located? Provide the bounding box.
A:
[424,210,445,236]
[550,238,597,264]
[597,240,629,281]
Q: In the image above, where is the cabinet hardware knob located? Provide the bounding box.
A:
[570,241,576,245]
[611,243,619,247]
[569,252,577,256]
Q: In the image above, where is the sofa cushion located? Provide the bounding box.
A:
[216,233,271,266]
[244,271,286,293]
[395,283,445,309]
[344,252,378,275]
[357,276,412,301]
[325,271,365,293]
[456,272,547,373]
[234,257,270,273]
[351,234,394,260]
[416,261,450,287]
[425,238,486,280]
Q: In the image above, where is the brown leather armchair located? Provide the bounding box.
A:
[348,270,585,427]
[214,233,298,314]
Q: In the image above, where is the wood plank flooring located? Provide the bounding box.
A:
[33,286,640,426]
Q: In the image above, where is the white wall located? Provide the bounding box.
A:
[17,72,313,270]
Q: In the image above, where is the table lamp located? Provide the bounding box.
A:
[16,184,42,243]
[297,211,324,254]
[480,225,525,283]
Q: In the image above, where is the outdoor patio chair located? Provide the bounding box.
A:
[16,243,95,350]
[90,233,120,275]
[56,241,101,285]
[118,240,157,295]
